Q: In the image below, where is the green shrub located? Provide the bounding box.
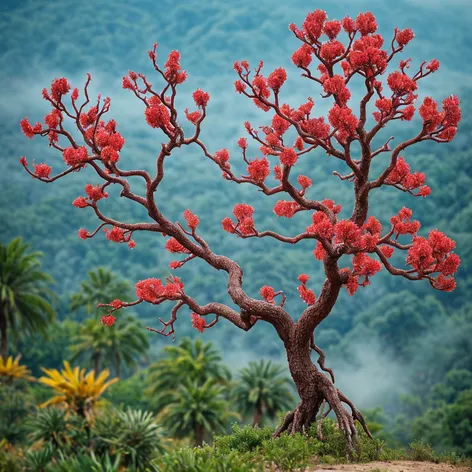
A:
[262,433,317,472]
[213,423,272,454]
[408,440,436,461]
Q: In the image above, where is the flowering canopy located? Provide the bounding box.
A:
[20,10,460,340]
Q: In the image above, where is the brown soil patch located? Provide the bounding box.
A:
[310,461,470,472]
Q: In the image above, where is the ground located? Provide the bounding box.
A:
[310,461,471,472]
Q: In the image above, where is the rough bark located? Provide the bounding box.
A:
[195,423,204,446]
[252,402,264,427]
[273,328,372,454]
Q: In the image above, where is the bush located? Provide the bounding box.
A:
[408,440,436,461]
[213,423,272,454]
[262,433,319,472]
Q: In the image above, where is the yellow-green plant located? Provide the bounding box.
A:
[0,355,34,383]
[38,361,118,420]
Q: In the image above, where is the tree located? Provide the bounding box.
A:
[19,9,462,450]
[234,360,295,426]
[0,237,55,359]
[158,379,238,446]
[71,316,149,376]
[146,337,231,409]
[71,267,132,317]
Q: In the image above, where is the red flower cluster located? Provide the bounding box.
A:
[191,313,206,332]
[301,117,331,140]
[268,68,287,92]
[184,209,199,230]
[260,285,276,303]
[323,75,351,105]
[135,277,184,303]
[390,207,420,236]
[85,184,108,202]
[279,147,298,167]
[214,148,230,167]
[104,226,126,243]
[63,146,89,166]
[101,314,116,327]
[273,200,299,218]
[387,71,418,95]
[20,118,42,139]
[185,109,201,124]
[291,44,313,68]
[48,77,71,101]
[297,274,316,305]
[319,41,345,62]
[247,157,270,182]
[396,28,414,47]
[328,105,359,142]
[356,12,377,36]
[298,175,312,190]
[164,50,187,84]
[72,196,88,208]
[45,109,62,129]
[33,163,52,179]
[350,35,388,75]
[386,157,430,196]
[193,89,210,107]
[307,211,335,239]
[145,96,171,129]
[165,237,191,254]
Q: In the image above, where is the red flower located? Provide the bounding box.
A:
[313,241,327,261]
[298,175,312,189]
[356,12,377,36]
[101,314,116,327]
[274,201,299,218]
[302,9,327,40]
[104,227,126,243]
[298,274,310,284]
[193,89,210,107]
[279,147,298,167]
[323,20,342,40]
[396,28,414,47]
[165,237,190,254]
[85,184,108,202]
[72,196,88,208]
[298,284,316,305]
[184,209,199,230]
[20,118,42,138]
[145,103,171,129]
[268,68,287,91]
[222,217,236,233]
[78,228,88,239]
[50,77,71,101]
[291,44,313,68]
[247,157,270,183]
[260,285,276,303]
[34,163,52,179]
[191,313,206,332]
[63,146,89,166]
[135,278,165,303]
[390,207,420,235]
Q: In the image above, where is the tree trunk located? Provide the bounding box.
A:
[273,335,372,454]
[0,306,7,360]
[252,402,264,427]
[195,422,204,446]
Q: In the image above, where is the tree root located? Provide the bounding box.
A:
[272,375,373,456]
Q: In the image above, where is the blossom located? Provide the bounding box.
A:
[101,314,116,327]
[20,118,42,138]
[334,220,361,245]
[390,207,420,235]
[44,109,62,128]
[323,20,342,40]
[135,278,165,303]
[222,217,236,233]
[260,285,276,303]
[78,228,88,239]
[396,28,414,47]
[72,196,88,208]
[268,68,287,91]
[234,81,246,93]
[214,149,230,165]
[193,89,210,107]
[321,199,342,214]
[104,227,127,243]
[184,209,199,230]
[323,75,351,105]
[328,105,359,141]
[356,12,377,36]
[298,274,310,284]
[426,59,440,72]
[50,77,71,101]
[63,146,89,166]
[298,175,312,189]
[302,9,327,40]
[145,102,171,129]
[319,40,345,62]
[85,184,108,202]
[342,16,356,34]
[306,212,335,239]
[291,44,313,68]
[297,274,316,305]
[185,109,201,124]
[33,163,52,179]
[191,313,206,332]
[279,147,298,166]
[301,117,331,140]
[274,200,299,218]
[233,204,254,220]
[165,237,190,254]
[432,275,456,292]
[101,146,120,163]
[352,253,382,277]
[387,71,418,95]
[247,157,270,182]
[313,241,327,260]
[238,137,248,149]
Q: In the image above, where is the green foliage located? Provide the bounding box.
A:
[146,337,230,410]
[0,237,55,358]
[233,360,295,426]
[408,440,436,462]
[261,433,315,472]
[213,423,273,454]
[159,379,239,445]
[70,267,132,318]
[71,316,149,376]
[94,408,166,470]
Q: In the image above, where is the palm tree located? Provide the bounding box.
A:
[71,267,131,317]
[234,360,295,427]
[0,237,55,359]
[146,337,231,410]
[159,379,239,446]
[71,316,149,376]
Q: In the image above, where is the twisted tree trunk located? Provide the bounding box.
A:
[273,332,372,452]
